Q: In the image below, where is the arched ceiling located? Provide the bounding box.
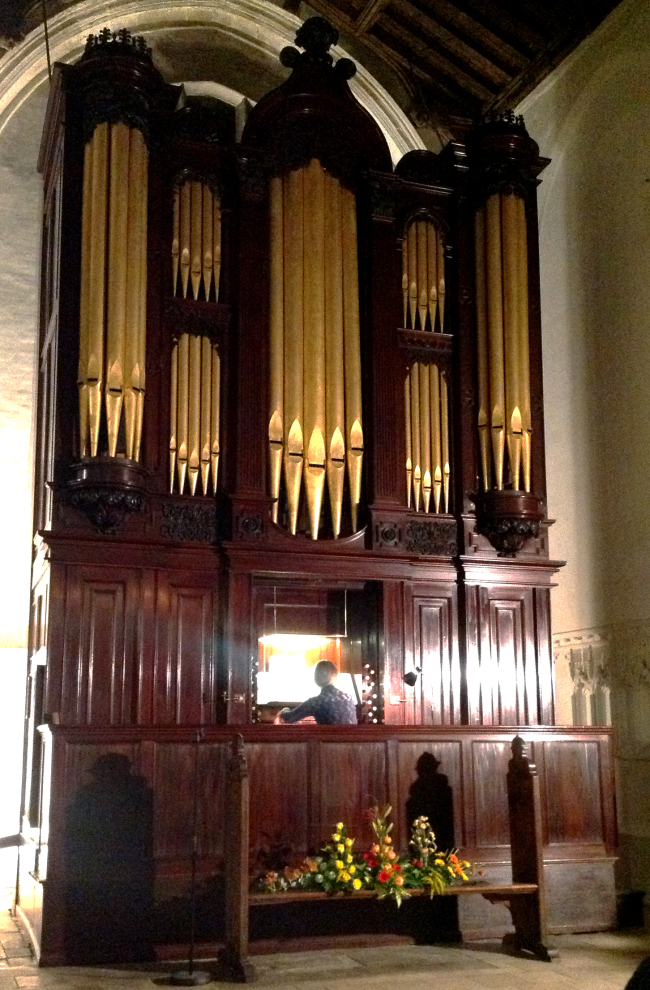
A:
[0,0,623,140]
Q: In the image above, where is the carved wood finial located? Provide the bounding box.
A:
[280,16,356,79]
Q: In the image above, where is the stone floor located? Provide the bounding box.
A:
[1,910,649,990]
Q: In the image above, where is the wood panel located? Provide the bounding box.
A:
[463,574,554,727]
[318,741,389,849]
[470,739,510,850]
[248,742,310,862]
[543,740,604,847]
[59,567,141,725]
[154,575,216,725]
[411,592,460,725]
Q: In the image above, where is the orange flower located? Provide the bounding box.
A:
[395,876,404,887]
[387,849,396,860]
[449,853,458,864]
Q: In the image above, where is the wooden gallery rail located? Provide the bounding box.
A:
[219,734,552,982]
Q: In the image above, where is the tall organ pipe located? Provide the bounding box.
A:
[172,179,222,301]
[169,334,221,496]
[404,360,450,514]
[402,218,445,332]
[475,191,532,492]
[268,160,363,538]
[78,120,148,462]
[324,172,345,538]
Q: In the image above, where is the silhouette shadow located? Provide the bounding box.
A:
[64,753,154,964]
[405,751,455,851]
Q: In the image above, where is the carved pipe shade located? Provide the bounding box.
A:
[268,159,363,539]
[475,192,531,492]
[78,121,148,461]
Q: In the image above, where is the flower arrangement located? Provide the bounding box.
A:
[257,806,473,906]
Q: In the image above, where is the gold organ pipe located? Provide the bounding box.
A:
[324,171,345,538]
[427,222,438,332]
[87,122,109,457]
[200,335,212,493]
[213,196,222,301]
[303,160,327,540]
[431,364,442,512]
[180,182,191,298]
[190,181,202,300]
[501,192,522,489]
[420,360,432,512]
[417,220,428,331]
[405,368,412,508]
[176,332,189,493]
[188,333,202,494]
[516,195,532,492]
[407,222,417,329]
[172,185,179,294]
[133,129,148,462]
[401,232,408,328]
[125,127,147,461]
[341,183,363,532]
[202,185,214,301]
[474,206,490,490]
[440,370,450,512]
[268,176,284,524]
[78,136,93,457]
[211,344,220,491]
[437,234,446,332]
[485,193,506,489]
[169,340,178,492]
[283,167,305,535]
[410,360,421,511]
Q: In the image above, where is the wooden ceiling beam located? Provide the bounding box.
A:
[371,22,482,116]
[453,0,545,54]
[354,0,390,36]
[405,0,529,73]
[390,0,512,88]
[375,11,497,102]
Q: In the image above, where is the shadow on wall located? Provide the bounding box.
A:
[64,754,154,964]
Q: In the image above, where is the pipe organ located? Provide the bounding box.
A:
[19,19,614,969]
[78,119,148,461]
[474,192,531,493]
[268,161,363,538]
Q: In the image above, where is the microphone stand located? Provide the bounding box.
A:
[169,727,211,986]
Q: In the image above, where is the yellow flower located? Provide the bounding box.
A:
[345,838,353,846]
[341,871,350,882]
[349,865,356,874]
[333,833,341,842]
[447,866,455,875]
[435,859,444,866]
[459,871,468,881]
[336,860,344,869]
[336,822,344,830]
[353,878,362,890]
[337,844,345,853]
[347,854,353,863]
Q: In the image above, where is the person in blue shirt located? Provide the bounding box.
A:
[277,659,358,724]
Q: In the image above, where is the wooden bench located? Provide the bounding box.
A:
[218,734,552,982]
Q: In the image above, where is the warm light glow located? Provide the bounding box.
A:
[258,634,330,650]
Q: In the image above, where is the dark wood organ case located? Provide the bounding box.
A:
[18,18,616,965]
